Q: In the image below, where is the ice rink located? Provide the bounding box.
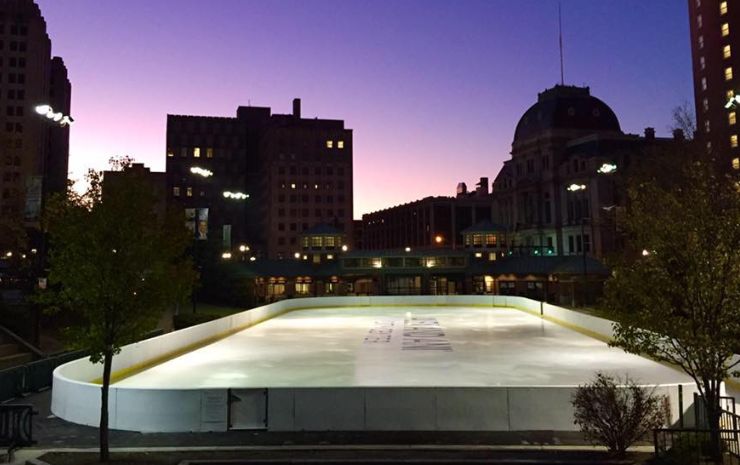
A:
[115,306,691,389]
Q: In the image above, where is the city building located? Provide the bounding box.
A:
[361,177,494,250]
[0,0,71,232]
[166,98,353,259]
[688,0,740,169]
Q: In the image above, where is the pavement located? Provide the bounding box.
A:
[4,390,654,465]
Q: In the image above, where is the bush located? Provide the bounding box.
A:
[572,372,670,457]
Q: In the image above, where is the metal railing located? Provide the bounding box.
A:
[0,404,36,458]
[0,350,84,402]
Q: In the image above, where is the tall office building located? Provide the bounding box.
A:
[0,0,71,230]
[166,98,353,259]
[689,0,740,168]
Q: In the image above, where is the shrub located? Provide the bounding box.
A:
[572,372,670,457]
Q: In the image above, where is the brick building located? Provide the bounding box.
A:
[166,98,353,259]
[689,0,740,169]
[0,0,71,233]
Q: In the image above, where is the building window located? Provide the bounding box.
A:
[728,90,736,101]
[725,45,733,59]
[697,14,703,28]
[727,67,734,81]
[703,97,709,112]
[700,56,706,70]
[730,112,737,126]
[206,147,214,158]
[173,187,180,196]
[180,147,187,157]
[733,158,740,170]
[722,23,730,37]
[326,140,334,149]
[707,141,712,153]
[186,187,193,197]
[699,35,704,49]
[705,120,711,133]
[337,140,344,149]
[701,76,707,90]
[721,1,728,15]
[192,147,200,158]
[167,148,174,157]
[732,135,739,148]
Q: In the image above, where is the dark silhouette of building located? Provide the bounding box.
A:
[0,0,71,227]
[166,98,353,259]
[362,85,683,260]
[689,0,740,169]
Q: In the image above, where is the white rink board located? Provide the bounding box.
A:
[116,306,690,389]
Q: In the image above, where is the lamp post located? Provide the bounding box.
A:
[566,183,589,306]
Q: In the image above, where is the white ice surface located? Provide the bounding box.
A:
[114,306,692,389]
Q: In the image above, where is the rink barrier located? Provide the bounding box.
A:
[51,295,695,432]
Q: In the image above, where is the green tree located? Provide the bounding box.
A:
[603,153,740,462]
[42,158,195,462]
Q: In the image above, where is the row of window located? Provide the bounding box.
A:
[5,89,24,100]
[277,194,346,203]
[279,181,346,190]
[6,105,23,117]
[4,122,22,133]
[277,208,345,218]
[0,57,26,68]
[325,140,345,149]
[0,40,27,52]
[0,72,25,84]
[0,24,28,36]
[277,165,346,176]
[567,234,591,254]
[3,156,21,167]
[0,171,20,183]
[301,236,342,248]
[167,147,215,158]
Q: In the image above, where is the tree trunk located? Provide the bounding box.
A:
[704,390,723,464]
[99,350,113,462]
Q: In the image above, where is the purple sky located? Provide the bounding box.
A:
[36,0,692,217]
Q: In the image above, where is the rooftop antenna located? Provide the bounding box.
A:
[559,2,565,85]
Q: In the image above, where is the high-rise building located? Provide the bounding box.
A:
[166,98,353,259]
[688,0,740,169]
[0,0,71,232]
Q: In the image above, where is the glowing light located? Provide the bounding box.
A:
[239,244,249,252]
[597,163,617,174]
[249,256,256,262]
[475,252,483,258]
[341,245,348,252]
[222,252,232,260]
[35,104,74,126]
[223,191,249,200]
[30,248,37,254]
[294,252,301,259]
[567,184,587,192]
[4,251,11,258]
[327,254,334,260]
[190,167,213,178]
[642,249,650,257]
[303,255,308,260]
[405,247,411,252]
[434,235,443,244]
[726,95,740,109]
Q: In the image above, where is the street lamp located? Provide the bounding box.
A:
[190,167,213,178]
[566,183,589,306]
[597,163,617,174]
[34,104,74,127]
[223,191,249,200]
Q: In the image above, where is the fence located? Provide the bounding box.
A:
[0,350,85,402]
[655,395,740,464]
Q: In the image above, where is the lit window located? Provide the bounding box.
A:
[173,186,180,196]
[206,147,213,158]
[728,90,735,101]
[290,183,296,189]
[699,35,704,49]
[193,147,201,158]
[703,97,709,112]
[733,158,740,170]
[722,23,730,37]
[721,1,728,15]
[707,141,713,153]
[705,120,711,133]
[326,140,333,149]
[167,148,174,157]
[732,135,738,148]
[725,45,732,59]
[697,14,703,28]
[700,56,706,70]
[730,112,737,125]
[701,76,707,90]
[186,187,193,197]
[727,67,734,81]
[696,0,701,7]
[337,140,344,149]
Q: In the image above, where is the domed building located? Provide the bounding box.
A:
[492,84,682,260]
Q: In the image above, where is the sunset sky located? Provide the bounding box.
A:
[36,0,692,217]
